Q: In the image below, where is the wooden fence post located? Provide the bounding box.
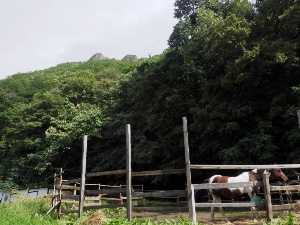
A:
[79,135,88,218]
[126,124,132,221]
[263,172,272,222]
[183,117,197,224]
[297,110,300,128]
[57,168,63,219]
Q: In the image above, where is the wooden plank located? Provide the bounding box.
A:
[100,197,122,201]
[84,204,126,210]
[84,203,102,207]
[297,109,300,128]
[126,124,132,221]
[61,185,80,191]
[57,168,63,219]
[62,179,80,185]
[263,172,272,222]
[270,185,300,191]
[133,207,188,212]
[183,117,196,224]
[62,200,79,204]
[85,188,127,195]
[86,170,127,177]
[61,195,80,200]
[190,164,300,170]
[132,169,186,177]
[195,202,264,208]
[62,168,185,182]
[85,196,101,201]
[133,190,186,198]
[47,201,60,214]
[273,204,296,211]
[79,135,87,218]
[193,182,263,190]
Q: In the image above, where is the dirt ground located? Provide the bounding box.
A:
[118,210,273,224]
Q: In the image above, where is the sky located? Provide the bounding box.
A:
[0,0,177,80]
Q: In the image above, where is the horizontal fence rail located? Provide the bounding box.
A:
[195,202,265,208]
[133,190,186,198]
[193,182,263,190]
[85,188,127,195]
[270,185,300,191]
[84,204,127,210]
[190,164,300,170]
[132,169,185,177]
[133,206,188,212]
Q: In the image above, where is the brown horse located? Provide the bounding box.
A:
[208,168,289,223]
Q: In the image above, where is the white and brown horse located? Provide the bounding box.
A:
[208,168,289,223]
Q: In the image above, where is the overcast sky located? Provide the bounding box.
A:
[0,0,177,80]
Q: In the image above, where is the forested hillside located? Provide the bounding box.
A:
[0,0,299,190]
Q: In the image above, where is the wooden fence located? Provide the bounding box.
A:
[182,116,300,224]
[49,118,300,223]
[50,130,187,220]
[51,167,188,219]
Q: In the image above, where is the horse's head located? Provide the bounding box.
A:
[268,168,289,184]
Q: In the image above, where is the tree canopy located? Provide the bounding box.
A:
[0,0,299,190]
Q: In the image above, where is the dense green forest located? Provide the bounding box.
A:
[0,0,299,190]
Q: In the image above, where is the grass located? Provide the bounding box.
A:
[1,198,300,224]
[0,198,60,225]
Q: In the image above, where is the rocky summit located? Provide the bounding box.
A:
[121,54,138,62]
[88,53,138,62]
[88,53,109,61]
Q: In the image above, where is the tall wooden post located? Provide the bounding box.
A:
[183,117,196,224]
[263,172,272,222]
[297,110,300,128]
[79,135,88,218]
[126,124,132,221]
[56,168,63,219]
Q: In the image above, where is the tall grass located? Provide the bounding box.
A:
[0,198,60,225]
[1,198,299,224]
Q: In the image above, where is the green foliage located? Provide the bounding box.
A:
[102,207,126,215]
[46,103,102,152]
[104,216,204,225]
[286,211,296,225]
[0,59,136,187]
[263,211,298,225]
[0,198,60,225]
[0,0,299,190]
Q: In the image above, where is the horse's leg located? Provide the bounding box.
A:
[211,197,216,223]
[218,198,231,224]
[212,195,231,223]
[251,206,258,222]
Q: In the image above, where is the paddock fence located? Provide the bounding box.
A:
[51,167,188,219]
[183,116,300,224]
[51,168,129,218]
[50,128,188,220]
[48,118,300,223]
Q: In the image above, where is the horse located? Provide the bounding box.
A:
[208,168,289,223]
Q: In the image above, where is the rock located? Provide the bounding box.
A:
[88,53,109,61]
[121,54,138,62]
[88,53,138,62]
